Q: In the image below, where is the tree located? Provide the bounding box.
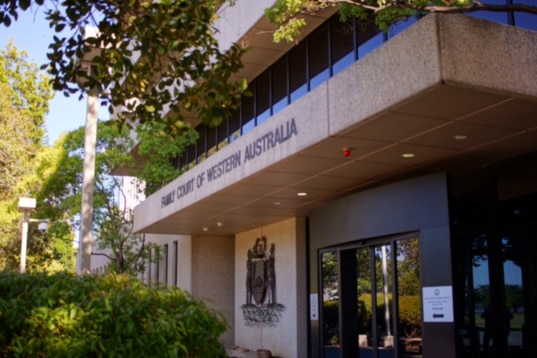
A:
[0,41,52,200]
[0,42,55,272]
[266,0,537,43]
[0,0,247,135]
[36,120,197,275]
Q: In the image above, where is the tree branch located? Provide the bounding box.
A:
[92,252,114,260]
[319,0,537,16]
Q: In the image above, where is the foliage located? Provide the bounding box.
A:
[398,295,421,337]
[0,272,228,357]
[0,42,57,272]
[397,238,420,296]
[266,0,537,42]
[322,299,340,346]
[0,41,52,201]
[36,122,142,275]
[136,121,199,195]
[35,117,197,274]
[321,251,338,290]
[0,0,248,135]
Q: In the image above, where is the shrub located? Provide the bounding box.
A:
[398,295,421,338]
[0,272,227,357]
[322,299,340,346]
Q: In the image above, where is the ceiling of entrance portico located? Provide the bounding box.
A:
[145,86,537,236]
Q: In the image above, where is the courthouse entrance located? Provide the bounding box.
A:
[452,154,537,358]
[320,234,423,358]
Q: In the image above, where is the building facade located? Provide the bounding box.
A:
[130,1,537,357]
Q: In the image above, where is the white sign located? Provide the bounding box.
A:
[422,285,454,322]
[310,294,319,321]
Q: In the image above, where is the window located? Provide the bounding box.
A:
[256,70,271,124]
[309,22,330,90]
[289,41,308,102]
[173,240,179,287]
[272,56,289,114]
[331,16,356,75]
[163,244,169,286]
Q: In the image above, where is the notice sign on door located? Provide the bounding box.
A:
[309,294,319,320]
[422,285,454,323]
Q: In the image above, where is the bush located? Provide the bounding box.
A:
[398,295,421,337]
[0,272,227,357]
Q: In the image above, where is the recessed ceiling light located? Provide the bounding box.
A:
[402,153,415,158]
[274,201,281,206]
[216,222,223,227]
[297,192,308,197]
[202,227,209,232]
[454,134,468,140]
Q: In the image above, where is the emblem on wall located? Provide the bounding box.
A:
[242,237,284,327]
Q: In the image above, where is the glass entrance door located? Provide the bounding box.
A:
[320,235,422,358]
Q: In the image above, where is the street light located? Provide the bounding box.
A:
[17,198,50,274]
[18,197,36,274]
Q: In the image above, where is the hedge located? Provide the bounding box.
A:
[0,272,227,357]
[322,294,422,345]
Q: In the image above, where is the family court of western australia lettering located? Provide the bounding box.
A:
[244,118,298,163]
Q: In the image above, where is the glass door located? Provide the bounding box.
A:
[320,235,422,358]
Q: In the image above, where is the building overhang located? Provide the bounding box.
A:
[134,13,537,236]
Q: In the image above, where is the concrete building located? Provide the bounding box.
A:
[129,2,537,357]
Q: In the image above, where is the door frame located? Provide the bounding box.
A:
[318,232,421,358]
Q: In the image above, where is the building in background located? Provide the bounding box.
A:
[123,1,537,357]
[91,176,145,274]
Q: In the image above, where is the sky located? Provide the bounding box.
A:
[0,7,106,144]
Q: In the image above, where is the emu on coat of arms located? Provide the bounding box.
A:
[242,237,284,327]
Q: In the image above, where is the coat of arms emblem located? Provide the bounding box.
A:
[242,237,283,326]
[246,237,275,305]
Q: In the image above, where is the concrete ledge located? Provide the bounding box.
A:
[439,14,537,98]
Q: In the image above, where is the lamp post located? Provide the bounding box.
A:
[18,197,36,274]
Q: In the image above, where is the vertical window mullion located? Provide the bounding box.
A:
[286,54,291,105]
[370,247,378,352]
[328,18,334,78]
[239,94,245,135]
[173,240,178,287]
[353,17,358,61]
[155,247,160,284]
[253,80,258,126]
[204,125,209,158]
[306,37,311,92]
[390,241,400,355]
[507,0,515,25]
[164,244,169,287]
[269,67,274,116]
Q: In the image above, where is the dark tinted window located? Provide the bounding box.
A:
[289,41,308,102]
[309,22,329,90]
[242,92,255,135]
[331,16,356,75]
[256,70,271,124]
[272,56,288,114]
